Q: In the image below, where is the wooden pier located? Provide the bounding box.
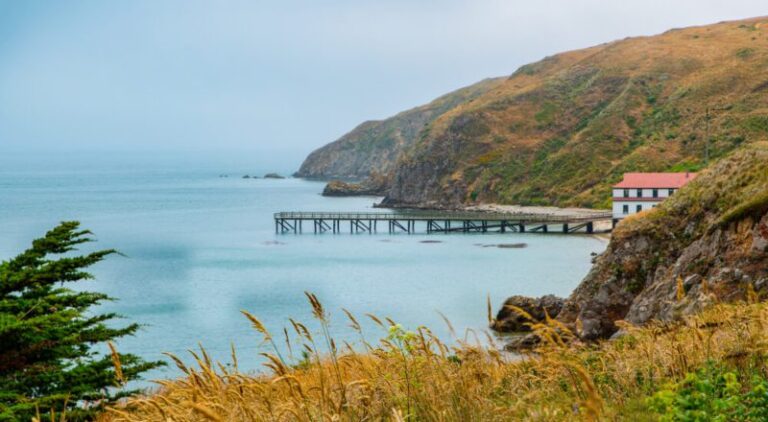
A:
[274,211,612,235]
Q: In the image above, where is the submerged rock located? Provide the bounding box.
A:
[492,294,565,333]
[497,243,527,249]
[474,243,527,249]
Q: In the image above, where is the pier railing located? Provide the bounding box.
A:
[273,211,612,223]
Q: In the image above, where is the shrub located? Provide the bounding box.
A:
[735,48,756,59]
[648,362,768,421]
[743,115,768,133]
[535,102,558,126]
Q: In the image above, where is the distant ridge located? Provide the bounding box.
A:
[299,16,768,209]
[294,78,503,180]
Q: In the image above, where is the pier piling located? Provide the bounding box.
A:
[274,211,611,236]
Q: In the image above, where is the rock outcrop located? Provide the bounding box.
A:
[323,178,387,197]
[491,295,564,332]
[554,143,768,340]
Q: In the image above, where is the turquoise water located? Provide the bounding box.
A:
[0,152,606,382]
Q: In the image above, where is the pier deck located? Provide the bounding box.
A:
[274,211,613,235]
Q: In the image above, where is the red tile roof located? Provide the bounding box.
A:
[614,172,697,189]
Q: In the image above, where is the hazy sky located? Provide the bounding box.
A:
[1,1,766,168]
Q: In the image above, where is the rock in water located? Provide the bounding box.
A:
[264,173,285,179]
[323,180,378,196]
[495,243,528,249]
[321,172,390,197]
[492,294,565,333]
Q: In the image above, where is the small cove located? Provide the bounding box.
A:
[0,155,607,380]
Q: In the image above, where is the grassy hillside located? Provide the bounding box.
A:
[373,16,768,208]
[294,78,503,180]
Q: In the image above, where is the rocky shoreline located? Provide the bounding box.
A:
[492,144,768,350]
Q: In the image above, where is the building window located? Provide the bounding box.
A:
[622,205,629,214]
[637,189,642,197]
[652,189,658,198]
[636,204,642,213]
[668,189,674,195]
[623,189,629,198]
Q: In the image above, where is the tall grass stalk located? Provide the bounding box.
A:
[103,297,768,421]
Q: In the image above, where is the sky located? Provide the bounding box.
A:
[0,0,766,170]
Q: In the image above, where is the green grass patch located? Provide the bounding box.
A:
[743,115,768,133]
[735,47,756,59]
[534,102,558,126]
[738,23,758,32]
[667,161,704,172]
[717,189,768,227]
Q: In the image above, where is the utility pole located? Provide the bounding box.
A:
[704,107,711,165]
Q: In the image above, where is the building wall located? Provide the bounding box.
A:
[612,188,677,199]
[612,200,662,219]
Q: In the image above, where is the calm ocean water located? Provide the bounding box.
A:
[0,152,606,382]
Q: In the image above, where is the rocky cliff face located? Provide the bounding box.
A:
[294,78,503,181]
[557,143,768,340]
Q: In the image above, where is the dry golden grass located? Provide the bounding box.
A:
[99,293,768,422]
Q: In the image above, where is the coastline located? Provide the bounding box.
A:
[373,201,614,232]
[294,175,614,234]
[463,203,609,217]
[465,203,614,233]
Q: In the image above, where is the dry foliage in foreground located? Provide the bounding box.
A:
[102,294,768,421]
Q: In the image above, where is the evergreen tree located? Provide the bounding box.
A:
[0,222,162,421]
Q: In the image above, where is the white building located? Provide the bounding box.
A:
[612,172,696,221]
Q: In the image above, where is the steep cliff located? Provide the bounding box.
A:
[382,17,768,208]
[294,78,503,180]
[557,143,768,340]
